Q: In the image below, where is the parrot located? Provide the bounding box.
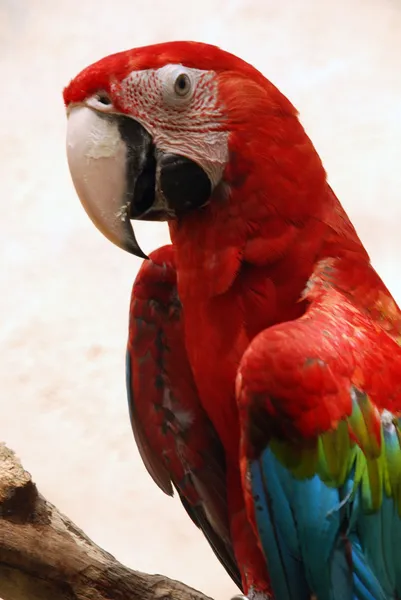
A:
[63,40,401,600]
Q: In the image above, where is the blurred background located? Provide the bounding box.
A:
[1,0,400,598]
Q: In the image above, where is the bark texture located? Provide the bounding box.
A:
[0,443,213,600]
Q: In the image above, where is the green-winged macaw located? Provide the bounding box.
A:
[64,41,401,600]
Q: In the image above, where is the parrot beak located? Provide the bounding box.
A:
[66,106,212,259]
[66,106,152,258]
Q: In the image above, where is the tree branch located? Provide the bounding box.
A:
[0,443,213,600]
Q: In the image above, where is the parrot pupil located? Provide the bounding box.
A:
[174,73,190,96]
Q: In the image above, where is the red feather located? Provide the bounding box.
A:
[127,245,241,589]
[127,245,271,596]
[238,256,401,452]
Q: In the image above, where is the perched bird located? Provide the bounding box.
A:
[64,41,401,600]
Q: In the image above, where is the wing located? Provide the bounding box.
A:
[126,244,241,590]
[237,256,401,600]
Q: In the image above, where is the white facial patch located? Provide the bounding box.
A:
[112,65,229,188]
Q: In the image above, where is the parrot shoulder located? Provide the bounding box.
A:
[238,255,401,483]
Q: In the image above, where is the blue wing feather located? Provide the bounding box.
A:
[250,457,309,600]
[249,442,401,600]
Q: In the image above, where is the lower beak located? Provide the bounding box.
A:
[66,106,211,259]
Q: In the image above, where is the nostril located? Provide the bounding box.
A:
[96,92,112,105]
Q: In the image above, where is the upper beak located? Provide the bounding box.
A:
[66,106,154,258]
[66,105,212,259]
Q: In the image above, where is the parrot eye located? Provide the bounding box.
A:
[174,73,191,97]
[159,65,195,106]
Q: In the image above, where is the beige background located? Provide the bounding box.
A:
[1,1,400,598]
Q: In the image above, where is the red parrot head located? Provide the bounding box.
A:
[64,41,324,258]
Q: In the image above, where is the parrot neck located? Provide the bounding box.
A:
[168,182,368,460]
[169,182,367,304]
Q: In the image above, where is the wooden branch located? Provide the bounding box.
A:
[0,443,214,600]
